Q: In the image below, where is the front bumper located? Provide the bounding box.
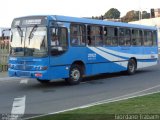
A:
[8,69,50,80]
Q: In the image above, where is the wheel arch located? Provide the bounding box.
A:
[71,60,86,76]
[129,57,137,69]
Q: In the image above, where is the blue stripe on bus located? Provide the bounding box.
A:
[96,47,157,63]
[137,59,157,62]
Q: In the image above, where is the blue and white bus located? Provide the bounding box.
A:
[8,15,158,85]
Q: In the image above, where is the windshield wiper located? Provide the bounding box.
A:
[16,25,23,44]
[28,25,38,44]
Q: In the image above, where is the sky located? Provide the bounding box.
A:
[0,0,159,27]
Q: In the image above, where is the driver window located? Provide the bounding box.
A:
[50,27,68,56]
[51,28,59,46]
[59,28,68,47]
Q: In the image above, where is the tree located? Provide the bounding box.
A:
[121,10,139,22]
[121,10,151,22]
[104,8,120,19]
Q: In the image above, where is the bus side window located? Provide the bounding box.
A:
[125,29,131,46]
[59,28,68,48]
[87,26,91,45]
[139,30,143,45]
[153,31,157,46]
[144,31,152,46]
[70,24,86,46]
[119,28,131,46]
[119,28,125,46]
[132,29,141,46]
[113,28,118,46]
[87,25,103,46]
[90,26,96,46]
[104,27,118,46]
[50,28,59,46]
[104,27,111,46]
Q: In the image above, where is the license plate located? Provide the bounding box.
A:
[19,72,30,77]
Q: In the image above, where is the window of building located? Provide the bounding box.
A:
[70,24,86,46]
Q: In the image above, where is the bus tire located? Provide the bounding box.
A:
[66,64,82,85]
[127,59,136,75]
[37,79,50,84]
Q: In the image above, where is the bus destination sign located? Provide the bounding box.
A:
[12,16,47,27]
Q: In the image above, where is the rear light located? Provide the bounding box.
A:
[35,73,42,77]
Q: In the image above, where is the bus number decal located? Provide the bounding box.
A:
[88,53,97,60]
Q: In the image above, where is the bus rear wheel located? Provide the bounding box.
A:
[65,64,82,85]
[127,59,136,75]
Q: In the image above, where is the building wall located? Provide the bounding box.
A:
[0,28,10,36]
[0,28,10,72]
[154,9,160,18]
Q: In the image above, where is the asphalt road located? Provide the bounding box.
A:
[0,62,160,119]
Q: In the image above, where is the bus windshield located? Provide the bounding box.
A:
[10,26,48,57]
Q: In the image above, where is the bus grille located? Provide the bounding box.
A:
[15,65,33,71]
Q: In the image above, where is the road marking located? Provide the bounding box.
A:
[0,77,20,82]
[11,96,26,120]
[20,79,28,84]
[25,84,160,120]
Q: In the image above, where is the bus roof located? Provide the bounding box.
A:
[13,15,157,30]
[52,15,157,30]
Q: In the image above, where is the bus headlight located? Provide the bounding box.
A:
[8,64,11,68]
[8,64,14,69]
[34,66,48,71]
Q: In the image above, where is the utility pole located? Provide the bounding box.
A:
[139,0,142,24]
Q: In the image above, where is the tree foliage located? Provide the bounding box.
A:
[104,8,120,19]
[91,8,150,23]
[121,10,139,22]
[121,10,150,22]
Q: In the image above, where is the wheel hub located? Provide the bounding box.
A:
[71,69,80,81]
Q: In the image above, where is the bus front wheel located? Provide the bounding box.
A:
[127,59,136,75]
[65,64,82,85]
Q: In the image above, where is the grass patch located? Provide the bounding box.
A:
[30,92,160,120]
